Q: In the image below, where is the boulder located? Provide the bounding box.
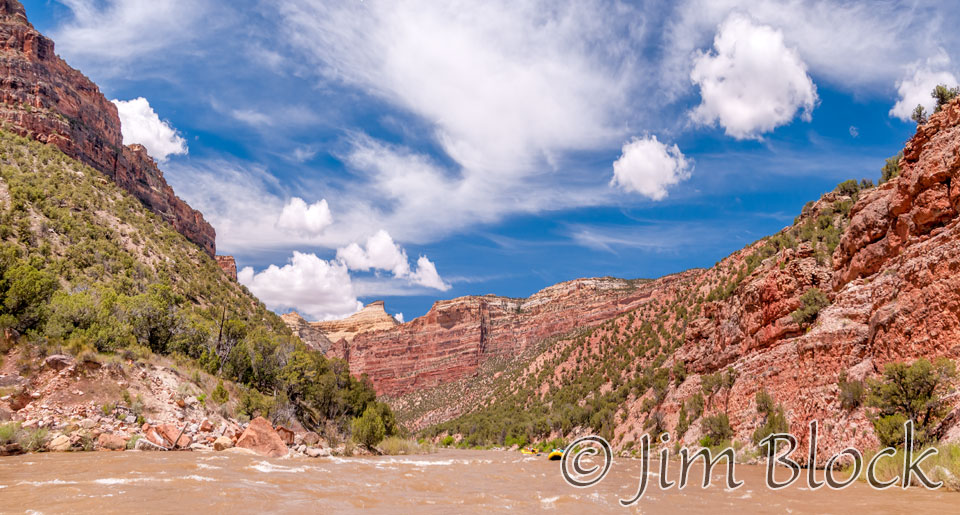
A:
[235,417,288,458]
[135,438,165,451]
[302,431,320,446]
[43,354,74,371]
[306,447,330,458]
[47,434,71,452]
[213,436,234,451]
[0,443,24,456]
[199,419,213,432]
[276,425,295,446]
[96,433,127,451]
[156,424,192,448]
[79,418,97,430]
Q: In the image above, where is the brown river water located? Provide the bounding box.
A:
[0,449,957,514]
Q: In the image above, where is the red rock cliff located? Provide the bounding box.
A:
[332,277,656,396]
[215,255,237,280]
[0,0,215,255]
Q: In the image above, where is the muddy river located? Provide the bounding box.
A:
[0,449,956,513]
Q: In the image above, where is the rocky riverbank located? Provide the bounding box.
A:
[0,348,363,459]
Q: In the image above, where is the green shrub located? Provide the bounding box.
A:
[211,379,229,404]
[687,393,704,420]
[0,422,18,444]
[790,288,830,327]
[19,427,48,452]
[880,151,903,183]
[237,388,273,420]
[837,371,864,411]
[867,358,956,448]
[352,404,387,448]
[752,389,789,457]
[911,104,928,125]
[932,84,960,112]
[441,435,455,447]
[379,436,433,455]
[701,413,734,444]
[677,401,690,438]
[835,179,859,197]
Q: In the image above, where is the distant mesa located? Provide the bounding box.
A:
[281,301,400,352]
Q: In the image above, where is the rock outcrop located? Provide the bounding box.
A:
[216,255,237,280]
[235,416,288,458]
[280,311,334,353]
[0,0,215,255]
[312,301,400,344]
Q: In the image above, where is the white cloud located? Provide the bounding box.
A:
[54,0,211,66]
[337,230,410,277]
[889,52,959,121]
[689,13,818,139]
[848,126,859,138]
[336,230,450,291]
[276,197,333,236]
[278,0,638,174]
[409,256,450,291]
[610,136,692,201]
[292,146,318,163]
[663,1,942,100]
[393,313,404,324]
[231,109,274,128]
[237,251,362,321]
[111,98,188,161]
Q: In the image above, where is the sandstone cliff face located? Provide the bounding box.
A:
[312,301,399,345]
[335,278,653,396]
[280,311,334,354]
[215,255,237,281]
[0,0,215,255]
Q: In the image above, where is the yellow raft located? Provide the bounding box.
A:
[547,449,564,460]
[521,448,539,455]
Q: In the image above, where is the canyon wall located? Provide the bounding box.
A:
[325,277,663,396]
[0,0,215,255]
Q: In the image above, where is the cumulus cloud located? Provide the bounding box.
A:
[393,312,404,324]
[337,230,411,277]
[409,256,450,291]
[663,1,940,100]
[610,136,692,201]
[689,13,818,139]
[111,98,188,161]
[889,52,959,121]
[336,230,450,291]
[237,252,362,321]
[276,197,333,236]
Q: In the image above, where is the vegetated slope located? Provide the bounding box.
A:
[423,98,960,464]
[0,0,215,255]
[0,130,388,434]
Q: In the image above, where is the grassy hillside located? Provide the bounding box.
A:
[0,130,391,434]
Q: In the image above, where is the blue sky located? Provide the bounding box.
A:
[21,0,959,322]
